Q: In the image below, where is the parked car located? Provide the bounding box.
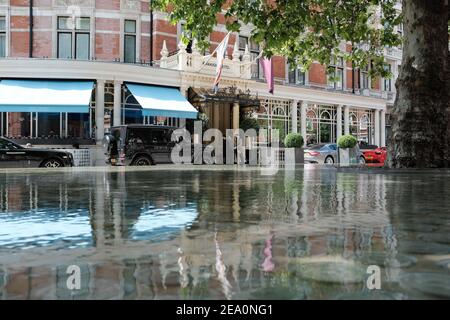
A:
[304,143,338,164]
[362,146,387,164]
[0,137,74,168]
[103,125,177,166]
[304,143,366,164]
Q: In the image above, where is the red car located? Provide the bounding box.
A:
[362,147,387,164]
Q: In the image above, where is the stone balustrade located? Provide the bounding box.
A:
[159,39,253,80]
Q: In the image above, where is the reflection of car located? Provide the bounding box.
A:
[103,125,176,166]
[0,137,74,168]
[362,147,387,164]
[305,143,366,164]
[304,143,338,164]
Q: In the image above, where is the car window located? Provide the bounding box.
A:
[128,128,152,145]
[0,139,8,149]
[151,130,169,144]
[309,144,326,150]
[0,139,20,150]
[327,144,337,151]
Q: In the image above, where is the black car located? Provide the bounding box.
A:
[103,125,176,166]
[0,137,74,168]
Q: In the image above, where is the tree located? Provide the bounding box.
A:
[388,1,449,168]
[154,0,401,76]
[154,0,450,167]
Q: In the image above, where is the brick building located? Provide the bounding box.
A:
[0,0,402,156]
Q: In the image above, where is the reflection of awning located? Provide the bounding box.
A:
[126,83,198,119]
[0,80,94,113]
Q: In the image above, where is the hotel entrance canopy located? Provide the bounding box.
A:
[125,83,198,119]
[0,80,94,113]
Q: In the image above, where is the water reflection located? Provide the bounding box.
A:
[0,167,449,299]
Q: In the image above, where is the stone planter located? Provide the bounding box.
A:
[338,147,359,166]
[285,148,304,166]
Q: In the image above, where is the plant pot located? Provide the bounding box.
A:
[339,147,358,166]
[285,147,304,165]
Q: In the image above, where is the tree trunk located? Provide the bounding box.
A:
[388,0,450,168]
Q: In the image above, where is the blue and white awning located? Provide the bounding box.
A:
[126,83,198,119]
[0,80,94,113]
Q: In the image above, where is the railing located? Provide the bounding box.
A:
[385,47,403,60]
[159,39,253,79]
[59,149,93,167]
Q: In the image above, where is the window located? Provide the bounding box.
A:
[0,16,6,58]
[128,128,152,145]
[238,36,260,79]
[328,57,344,90]
[397,23,403,36]
[124,20,136,63]
[6,113,31,138]
[180,23,193,53]
[383,64,392,92]
[288,65,306,85]
[57,16,90,60]
[67,113,90,138]
[38,113,60,138]
[0,138,9,149]
[151,129,169,144]
[360,65,369,89]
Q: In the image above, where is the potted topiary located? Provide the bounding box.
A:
[240,117,260,133]
[284,133,305,165]
[337,135,359,166]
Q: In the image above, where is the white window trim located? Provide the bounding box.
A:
[238,33,262,80]
[0,11,10,57]
[360,67,371,90]
[328,58,345,91]
[121,15,141,63]
[52,9,94,60]
[286,63,309,86]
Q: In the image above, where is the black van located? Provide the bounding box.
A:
[103,125,176,166]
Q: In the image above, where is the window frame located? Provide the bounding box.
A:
[57,16,90,60]
[124,19,137,63]
[360,65,370,90]
[383,64,392,92]
[328,57,344,90]
[288,64,306,86]
[0,16,6,58]
[238,35,261,79]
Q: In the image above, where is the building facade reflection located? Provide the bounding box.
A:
[0,167,432,300]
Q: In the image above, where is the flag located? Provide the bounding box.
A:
[213,32,230,93]
[260,57,274,94]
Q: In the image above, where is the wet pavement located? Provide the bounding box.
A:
[0,165,449,300]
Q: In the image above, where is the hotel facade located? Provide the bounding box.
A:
[0,0,402,157]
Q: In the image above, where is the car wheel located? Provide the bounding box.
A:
[41,159,64,168]
[132,156,152,166]
[324,156,334,164]
[359,156,366,164]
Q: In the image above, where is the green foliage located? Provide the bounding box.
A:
[284,133,304,148]
[240,117,260,132]
[337,135,358,149]
[153,0,402,80]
